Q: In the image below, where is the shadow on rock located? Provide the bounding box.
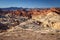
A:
[0,23,9,32]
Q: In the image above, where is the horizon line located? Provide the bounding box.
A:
[0,7,60,8]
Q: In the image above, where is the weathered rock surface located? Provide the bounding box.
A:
[0,8,60,40]
[32,12,60,31]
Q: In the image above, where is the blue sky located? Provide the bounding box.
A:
[0,0,60,8]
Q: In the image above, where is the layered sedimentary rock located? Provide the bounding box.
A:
[0,8,60,32]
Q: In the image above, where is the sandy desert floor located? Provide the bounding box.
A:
[0,27,60,40]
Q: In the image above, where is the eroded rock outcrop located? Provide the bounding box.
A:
[32,12,60,31]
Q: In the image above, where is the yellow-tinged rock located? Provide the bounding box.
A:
[52,22,60,30]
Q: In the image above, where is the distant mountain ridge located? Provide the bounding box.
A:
[0,7,50,11]
[0,7,23,11]
[0,7,60,11]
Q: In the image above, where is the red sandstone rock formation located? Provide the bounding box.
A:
[1,8,60,18]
